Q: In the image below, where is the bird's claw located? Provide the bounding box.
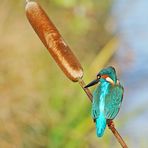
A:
[107,120,115,129]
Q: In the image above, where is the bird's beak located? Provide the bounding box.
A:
[84,78,99,88]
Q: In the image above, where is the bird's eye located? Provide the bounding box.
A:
[97,74,101,79]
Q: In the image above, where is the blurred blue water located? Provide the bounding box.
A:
[112,0,148,147]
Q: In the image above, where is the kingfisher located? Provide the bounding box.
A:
[85,66,124,137]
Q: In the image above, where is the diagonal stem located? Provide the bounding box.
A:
[78,78,128,148]
[79,78,93,101]
[107,120,128,148]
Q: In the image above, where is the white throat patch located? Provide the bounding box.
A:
[105,77,114,85]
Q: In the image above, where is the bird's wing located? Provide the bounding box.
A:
[104,84,124,119]
[91,85,101,119]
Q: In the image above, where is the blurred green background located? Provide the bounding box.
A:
[0,0,148,147]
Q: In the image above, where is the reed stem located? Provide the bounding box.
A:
[79,79,92,101]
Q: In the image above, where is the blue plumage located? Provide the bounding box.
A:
[96,113,106,137]
[85,67,124,137]
[92,81,110,137]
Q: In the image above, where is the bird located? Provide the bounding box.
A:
[84,66,124,137]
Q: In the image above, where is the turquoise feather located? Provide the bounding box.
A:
[96,113,106,137]
[91,67,124,137]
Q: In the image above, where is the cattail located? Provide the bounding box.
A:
[25,1,83,82]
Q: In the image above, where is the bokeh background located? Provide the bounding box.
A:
[0,0,148,147]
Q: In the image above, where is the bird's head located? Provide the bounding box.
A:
[84,66,117,88]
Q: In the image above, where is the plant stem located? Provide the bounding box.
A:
[107,120,128,148]
[78,78,128,148]
[79,79,93,101]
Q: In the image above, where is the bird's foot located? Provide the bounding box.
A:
[107,120,114,129]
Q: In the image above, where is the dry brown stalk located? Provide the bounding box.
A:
[25,1,128,147]
[25,1,83,82]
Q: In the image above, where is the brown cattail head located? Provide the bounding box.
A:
[25,1,83,82]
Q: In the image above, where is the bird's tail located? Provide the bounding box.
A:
[95,113,106,137]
